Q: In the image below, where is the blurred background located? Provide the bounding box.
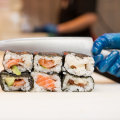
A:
[0,0,120,40]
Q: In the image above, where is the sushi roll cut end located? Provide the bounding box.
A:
[0,72,33,92]
[63,52,94,76]
[34,53,62,74]
[62,73,94,92]
[3,51,33,75]
[31,72,61,92]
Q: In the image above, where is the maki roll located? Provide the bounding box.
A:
[0,72,33,92]
[3,51,33,75]
[63,52,94,76]
[31,72,61,92]
[34,53,62,74]
[62,73,94,92]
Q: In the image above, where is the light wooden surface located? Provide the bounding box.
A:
[0,51,4,72]
[0,32,48,40]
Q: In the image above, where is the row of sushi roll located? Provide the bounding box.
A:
[0,51,94,92]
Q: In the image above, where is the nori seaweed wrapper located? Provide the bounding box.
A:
[36,52,62,57]
[0,71,34,92]
[63,51,90,58]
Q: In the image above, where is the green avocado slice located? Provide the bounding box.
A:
[40,65,47,69]
[5,77,15,86]
[11,66,21,75]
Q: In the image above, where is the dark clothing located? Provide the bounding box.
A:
[59,0,97,37]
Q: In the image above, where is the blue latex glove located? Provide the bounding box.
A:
[92,33,120,77]
[34,24,58,34]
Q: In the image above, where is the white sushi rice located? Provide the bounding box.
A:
[34,55,62,74]
[63,53,94,76]
[1,75,31,91]
[3,51,33,73]
[31,72,61,92]
[62,74,94,92]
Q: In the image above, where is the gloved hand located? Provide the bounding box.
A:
[92,33,120,77]
[34,24,58,34]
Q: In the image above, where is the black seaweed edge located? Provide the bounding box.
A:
[63,51,90,58]
[36,52,62,57]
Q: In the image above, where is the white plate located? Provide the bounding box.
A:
[0,37,93,56]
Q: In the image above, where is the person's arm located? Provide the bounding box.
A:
[33,13,97,34]
[33,0,97,34]
[57,12,97,34]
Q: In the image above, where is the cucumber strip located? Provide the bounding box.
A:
[5,77,15,86]
[40,65,47,69]
[12,66,21,75]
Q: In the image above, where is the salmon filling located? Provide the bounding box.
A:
[70,65,76,69]
[13,79,26,87]
[36,75,56,90]
[64,52,69,55]
[6,59,24,68]
[68,80,87,87]
[38,59,55,69]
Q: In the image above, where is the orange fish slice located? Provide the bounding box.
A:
[38,59,55,69]
[6,59,24,68]
[36,75,55,90]
[64,52,69,55]
[13,79,26,87]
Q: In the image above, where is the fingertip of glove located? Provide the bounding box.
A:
[93,54,104,66]
[97,62,107,73]
[111,50,119,54]
[108,51,119,59]
[92,47,101,56]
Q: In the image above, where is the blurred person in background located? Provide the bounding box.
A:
[34,0,97,37]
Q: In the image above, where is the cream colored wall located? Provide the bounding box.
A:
[93,0,120,36]
[0,0,22,35]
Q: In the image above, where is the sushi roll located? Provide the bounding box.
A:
[34,53,62,74]
[0,72,33,92]
[62,73,94,92]
[63,52,94,76]
[31,72,61,92]
[3,51,33,75]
